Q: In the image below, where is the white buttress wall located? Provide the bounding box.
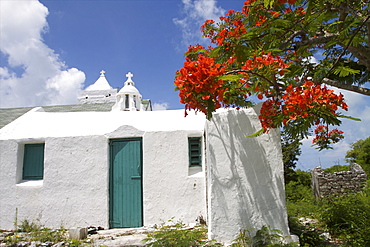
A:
[206,107,289,245]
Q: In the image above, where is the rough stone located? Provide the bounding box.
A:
[311,164,367,198]
[68,227,87,240]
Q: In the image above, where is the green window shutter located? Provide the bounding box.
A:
[188,137,201,167]
[23,143,45,180]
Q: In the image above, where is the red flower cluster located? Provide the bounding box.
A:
[282,80,348,123]
[295,7,305,15]
[259,80,347,147]
[312,125,344,149]
[259,98,282,129]
[202,10,247,46]
[242,52,289,73]
[174,51,226,116]
[202,0,299,48]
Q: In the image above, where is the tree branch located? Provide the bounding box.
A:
[325,15,370,78]
[279,30,307,50]
[345,45,370,69]
[320,78,370,96]
[337,4,348,32]
[295,32,340,48]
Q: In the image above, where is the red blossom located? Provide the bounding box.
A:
[174,53,226,116]
[295,7,305,15]
[312,125,344,149]
[284,8,292,14]
[258,80,347,147]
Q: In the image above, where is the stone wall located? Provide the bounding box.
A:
[311,164,368,198]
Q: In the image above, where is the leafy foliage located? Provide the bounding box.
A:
[2,219,95,246]
[2,219,69,245]
[319,187,370,246]
[285,169,330,246]
[17,219,42,233]
[175,0,369,150]
[281,129,302,184]
[323,164,350,173]
[231,225,296,247]
[286,166,370,246]
[28,227,68,243]
[345,136,370,176]
[143,219,222,247]
[285,169,312,199]
[288,217,329,247]
[285,169,318,217]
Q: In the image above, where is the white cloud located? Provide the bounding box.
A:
[302,56,318,65]
[153,102,169,111]
[0,0,85,108]
[173,0,225,47]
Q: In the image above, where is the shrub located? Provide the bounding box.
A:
[285,181,314,203]
[288,216,329,247]
[319,186,370,246]
[285,169,319,218]
[286,198,321,219]
[231,225,297,247]
[322,164,350,173]
[17,219,42,232]
[30,227,68,243]
[143,219,222,246]
[2,220,69,246]
[285,169,314,204]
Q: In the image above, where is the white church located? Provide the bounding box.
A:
[0,71,291,244]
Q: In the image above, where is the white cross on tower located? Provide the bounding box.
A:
[126,72,134,80]
[100,70,106,76]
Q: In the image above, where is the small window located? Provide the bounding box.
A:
[188,137,201,167]
[125,94,129,109]
[22,143,45,180]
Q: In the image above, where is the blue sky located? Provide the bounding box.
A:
[0,0,369,171]
[0,0,239,109]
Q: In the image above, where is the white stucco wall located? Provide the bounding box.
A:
[206,106,289,245]
[0,106,290,245]
[0,108,207,230]
[143,130,206,226]
[0,135,109,229]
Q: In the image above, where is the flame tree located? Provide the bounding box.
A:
[175,0,369,150]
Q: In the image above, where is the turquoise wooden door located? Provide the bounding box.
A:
[109,138,143,228]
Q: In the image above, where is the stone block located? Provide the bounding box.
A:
[69,227,87,240]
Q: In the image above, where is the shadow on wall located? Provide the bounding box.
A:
[207,108,288,242]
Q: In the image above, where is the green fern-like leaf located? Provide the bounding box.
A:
[263,0,275,8]
[332,66,360,77]
[219,74,241,82]
[246,128,265,138]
